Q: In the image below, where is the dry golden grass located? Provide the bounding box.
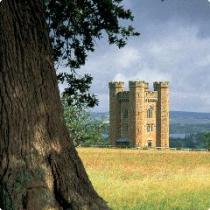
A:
[77,148,210,210]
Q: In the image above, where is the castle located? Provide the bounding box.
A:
[109,81,169,148]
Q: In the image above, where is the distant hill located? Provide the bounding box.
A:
[170,111,210,125]
[170,111,210,135]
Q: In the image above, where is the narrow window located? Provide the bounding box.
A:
[147,124,150,132]
[147,124,154,132]
[147,107,153,118]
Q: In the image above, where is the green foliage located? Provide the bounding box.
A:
[44,0,139,108]
[45,0,139,68]
[63,98,107,146]
[203,132,210,150]
[170,133,206,149]
[60,73,98,108]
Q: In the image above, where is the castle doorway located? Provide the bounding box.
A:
[147,140,152,148]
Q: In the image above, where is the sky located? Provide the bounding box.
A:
[62,0,210,113]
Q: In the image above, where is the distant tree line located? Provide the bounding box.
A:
[170,123,210,134]
[170,133,210,150]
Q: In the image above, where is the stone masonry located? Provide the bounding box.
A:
[109,81,169,147]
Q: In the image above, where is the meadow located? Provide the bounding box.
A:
[77,148,210,210]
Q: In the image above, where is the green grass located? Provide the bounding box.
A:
[78,148,210,210]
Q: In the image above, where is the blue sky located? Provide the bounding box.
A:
[61,0,210,113]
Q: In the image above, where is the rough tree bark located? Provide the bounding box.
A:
[0,1,109,209]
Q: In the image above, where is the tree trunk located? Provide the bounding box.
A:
[0,1,109,209]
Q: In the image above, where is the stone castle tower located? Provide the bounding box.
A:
[109,81,169,148]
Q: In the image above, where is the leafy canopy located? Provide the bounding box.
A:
[63,97,107,146]
[44,0,139,107]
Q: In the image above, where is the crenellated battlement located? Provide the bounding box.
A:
[153,81,169,90]
[129,80,149,88]
[109,81,124,89]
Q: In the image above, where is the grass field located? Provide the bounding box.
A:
[77,148,210,210]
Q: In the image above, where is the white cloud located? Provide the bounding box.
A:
[114,47,140,69]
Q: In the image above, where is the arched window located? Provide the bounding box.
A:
[147,107,153,118]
